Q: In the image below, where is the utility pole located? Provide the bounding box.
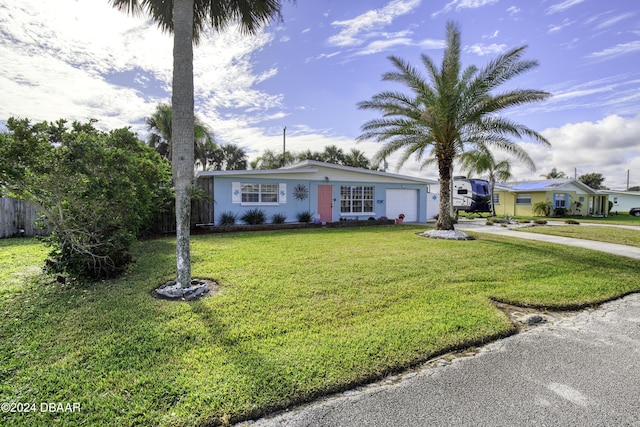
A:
[282,126,286,167]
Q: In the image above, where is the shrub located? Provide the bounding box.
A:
[533,201,552,216]
[565,219,580,225]
[218,211,237,225]
[296,211,312,223]
[486,220,494,226]
[0,117,171,280]
[553,207,567,217]
[271,213,287,224]
[534,219,548,225]
[241,208,267,225]
[518,219,531,224]
[491,217,506,224]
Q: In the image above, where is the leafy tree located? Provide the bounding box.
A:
[111,0,288,288]
[578,172,605,190]
[0,117,171,280]
[541,167,567,179]
[459,146,528,215]
[628,185,640,192]
[357,21,550,230]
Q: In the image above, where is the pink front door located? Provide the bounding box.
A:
[317,185,333,222]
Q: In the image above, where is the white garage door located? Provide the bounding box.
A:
[386,189,418,222]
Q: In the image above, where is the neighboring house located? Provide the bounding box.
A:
[197,160,438,224]
[493,179,610,217]
[599,190,640,214]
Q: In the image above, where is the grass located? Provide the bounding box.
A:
[531,213,640,226]
[516,224,640,248]
[1,225,639,426]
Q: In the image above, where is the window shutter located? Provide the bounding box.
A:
[232,182,241,204]
[279,183,287,204]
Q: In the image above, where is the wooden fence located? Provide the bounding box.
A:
[1,183,214,238]
[0,197,49,238]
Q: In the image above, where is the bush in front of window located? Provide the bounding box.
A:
[271,213,287,224]
[218,211,238,225]
[553,207,567,217]
[296,211,312,223]
[241,208,267,225]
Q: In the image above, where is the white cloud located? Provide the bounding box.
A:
[513,114,640,189]
[0,0,284,143]
[483,30,499,40]
[327,0,422,47]
[506,6,521,16]
[545,0,586,15]
[595,12,635,30]
[547,18,574,34]
[356,38,414,56]
[464,43,507,56]
[587,40,640,59]
[432,0,499,18]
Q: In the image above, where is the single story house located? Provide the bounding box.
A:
[493,179,610,217]
[599,190,640,214]
[196,160,438,225]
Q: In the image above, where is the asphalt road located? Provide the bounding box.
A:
[240,293,640,427]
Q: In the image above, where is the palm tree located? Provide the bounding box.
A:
[111,0,287,288]
[147,104,216,166]
[459,147,524,216]
[357,21,550,230]
[146,103,172,159]
[296,149,324,162]
[194,138,218,170]
[542,167,567,179]
[343,148,371,169]
[322,145,345,164]
[219,143,248,170]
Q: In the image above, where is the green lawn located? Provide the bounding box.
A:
[1,225,639,426]
[516,224,640,248]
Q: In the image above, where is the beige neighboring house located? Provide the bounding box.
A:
[493,180,609,217]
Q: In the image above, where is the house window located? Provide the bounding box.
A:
[340,186,374,214]
[241,183,278,204]
[516,193,531,205]
[554,193,566,208]
[492,193,500,205]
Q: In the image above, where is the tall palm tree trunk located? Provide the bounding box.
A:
[172,0,195,287]
[436,157,455,230]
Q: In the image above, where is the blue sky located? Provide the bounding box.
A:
[1,0,639,189]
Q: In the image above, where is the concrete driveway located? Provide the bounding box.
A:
[238,222,640,427]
